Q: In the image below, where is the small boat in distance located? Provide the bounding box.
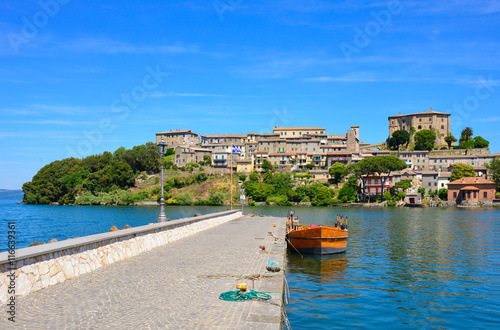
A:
[286,211,348,255]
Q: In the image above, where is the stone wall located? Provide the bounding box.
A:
[428,148,491,156]
[0,210,241,303]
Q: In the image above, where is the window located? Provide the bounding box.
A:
[441,183,444,187]
[428,182,431,186]
[419,119,422,122]
[429,125,432,129]
[453,192,457,198]
[434,183,437,186]
[429,118,431,121]
[484,192,488,198]
[441,125,444,129]
[418,125,422,129]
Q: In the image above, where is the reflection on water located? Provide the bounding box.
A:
[288,253,348,283]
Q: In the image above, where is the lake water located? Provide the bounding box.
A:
[1,200,499,329]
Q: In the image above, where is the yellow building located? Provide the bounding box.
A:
[236,158,254,173]
[388,109,451,145]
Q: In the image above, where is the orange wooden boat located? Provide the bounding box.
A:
[286,211,348,255]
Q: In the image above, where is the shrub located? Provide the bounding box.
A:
[265,195,291,206]
[209,191,225,205]
[248,199,256,206]
[249,171,259,182]
[172,164,178,170]
[300,196,310,203]
[397,191,406,201]
[383,190,393,201]
[141,173,147,180]
[417,187,426,197]
[175,192,193,205]
[338,186,356,203]
[438,188,448,200]
[387,200,397,207]
[165,198,178,205]
[331,198,342,204]
[239,173,247,181]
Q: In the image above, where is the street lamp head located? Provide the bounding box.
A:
[157,136,168,155]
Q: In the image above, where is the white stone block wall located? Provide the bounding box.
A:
[0,211,241,303]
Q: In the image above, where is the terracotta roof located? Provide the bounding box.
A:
[255,151,269,154]
[388,110,450,118]
[460,186,480,190]
[328,134,347,139]
[448,177,495,185]
[273,127,326,131]
[201,134,245,138]
[326,152,351,155]
[156,129,197,135]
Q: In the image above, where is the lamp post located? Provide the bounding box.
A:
[240,187,245,214]
[157,137,168,223]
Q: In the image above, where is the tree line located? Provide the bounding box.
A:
[22,142,161,204]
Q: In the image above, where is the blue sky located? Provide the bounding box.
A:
[1,0,499,189]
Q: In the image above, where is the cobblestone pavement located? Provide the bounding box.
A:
[2,216,287,329]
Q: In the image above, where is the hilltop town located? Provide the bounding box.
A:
[157,109,498,202]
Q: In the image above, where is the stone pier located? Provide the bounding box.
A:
[0,214,287,328]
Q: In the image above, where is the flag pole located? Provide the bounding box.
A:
[230,144,233,210]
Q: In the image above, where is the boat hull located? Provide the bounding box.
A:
[287,227,348,255]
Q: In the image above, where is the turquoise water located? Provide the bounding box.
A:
[1,200,499,329]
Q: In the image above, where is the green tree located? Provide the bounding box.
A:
[486,158,500,192]
[417,186,426,197]
[388,137,398,150]
[383,190,393,201]
[391,130,410,149]
[145,141,161,173]
[203,155,212,166]
[459,127,473,144]
[414,129,436,151]
[394,180,412,191]
[249,171,259,182]
[239,173,247,181]
[329,162,346,184]
[305,163,315,169]
[311,185,333,206]
[270,173,293,196]
[437,188,448,200]
[262,160,274,172]
[338,177,357,203]
[451,163,476,182]
[166,148,175,156]
[444,135,457,149]
[473,136,489,149]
